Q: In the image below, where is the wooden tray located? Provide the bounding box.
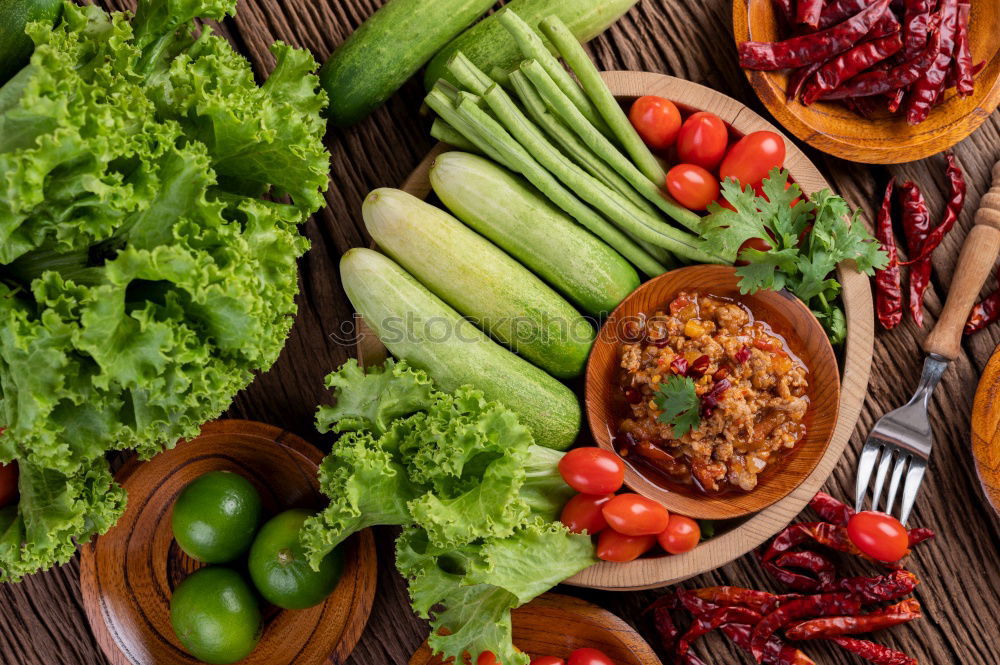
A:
[363,71,873,590]
[79,419,377,665]
[409,593,662,665]
[733,0,1000,164]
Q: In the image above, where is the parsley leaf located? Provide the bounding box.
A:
[654,375,701,438]
[703,168,889,343]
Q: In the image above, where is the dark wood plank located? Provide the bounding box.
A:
[4,1,1000,664]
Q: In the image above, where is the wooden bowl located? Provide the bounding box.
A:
[586,265,841,520]
[382,70,873,590]
[971,344,1000,516]
[79,419,377,665]
[733,0,1000,164]
[408,593,662,665]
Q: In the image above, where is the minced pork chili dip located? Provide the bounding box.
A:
[616,291,809,493]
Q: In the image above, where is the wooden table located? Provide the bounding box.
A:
[5,1,1000,664]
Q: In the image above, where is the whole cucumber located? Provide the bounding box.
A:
[424,0,638,90]
[341,248,581,450]
[0,0,62,85]
[321,0,494,127]
[430,151,639,316]
[363,188,593,378]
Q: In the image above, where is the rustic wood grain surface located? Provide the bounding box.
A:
[4,1,1000,664]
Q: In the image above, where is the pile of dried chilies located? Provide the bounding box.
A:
[874,152,966,329]
[741,0,983,124]
[649,492,933,665]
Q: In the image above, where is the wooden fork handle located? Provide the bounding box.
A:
[923,162,1000,361]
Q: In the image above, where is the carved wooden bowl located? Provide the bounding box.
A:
[733,0,1000,164]
[79,419,377,665]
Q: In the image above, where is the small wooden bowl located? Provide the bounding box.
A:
[733,0,1000,164]
[79,419,377,665]
[586,265,841,520]
[408,593,662,665]
[971,345,1000,516]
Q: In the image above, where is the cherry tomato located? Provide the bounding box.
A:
[676,111,729,171]
[478,651,500,665]
[735,235,775,266]
[561,493,613,535]
[558,448,625,495]
[602,494,669,536]
[629,96,682,150]
[567,648,615,665]
[0,462,18,508]
[666,164,720,211]
[530,657,566,665]
[847,511,909,563]
[719,131,786,186]
[657,515,701,554]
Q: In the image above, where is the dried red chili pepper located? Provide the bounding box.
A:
[687,354,711,378]
[875,178,903,330]
[821,569,919,602]
[763,559,825,591]
[831,636,918,665]
[785,598,922,640]
[676,606,763,656]
[721,624,817,665]
[803,33,903,105]
[797,0,826,29]
[751,593,862,661]
[900,181,932,326]
[954,1,974,96]
[901,0,934,59]
[649,593,681,652]
[670,356,689,375]
[821,27,940,100]
[907,526,935,546]
[787,59,827,102]
[773,0,796,25]
[739,0,891,70]
[906,0,959,125]
[687,586,778,613]
[887,88,905,113]
[901,153,966,265]
[735,345,752,364]
[701,378,731,416]
[775,551,838,585]
[809,491,855,525]
[817,0,870,30]
[965,287,1000,335]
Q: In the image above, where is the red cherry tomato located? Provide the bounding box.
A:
[478,651,500,665]
[596,529,656,562]
[530,657,566,665]
[561,493,613,535]
[567,648,615,665]
[558,448,625,495]
[0,462,18,508]
[629,96,682,150]
[657,515,701,554]
[735,235,775,266]
[720,131,786,186]
[666,164,720,211]
[676,111,729,171]
[847,511,909,563]
[601,494,669,536]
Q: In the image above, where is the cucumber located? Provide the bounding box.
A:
[363,188,593,379]
[320,0,494,127]
[424,0,638,91]
[341,248,581,450]
[0,0,62,85]
[429,151,639,316]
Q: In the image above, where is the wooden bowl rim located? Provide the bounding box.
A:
[79,419,378,665]
[732,0,1000,164]
[585,264,842,520]
[385,70,873,590]
[408,592,663,665]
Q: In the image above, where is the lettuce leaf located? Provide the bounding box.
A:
[0,0,328,581]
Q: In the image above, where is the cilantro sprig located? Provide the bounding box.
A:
[702,169,889,344]
[655,375,701,438]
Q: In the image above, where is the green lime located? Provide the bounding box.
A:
[248,509,344,610]
[172,471,263,563]
[169,567,262,665]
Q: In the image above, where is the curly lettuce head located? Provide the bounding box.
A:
[0,0,329,581]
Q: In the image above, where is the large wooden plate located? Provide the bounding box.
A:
[366,71,873,590]
[733,0,1000,164]
[79,419,377,665]
[409,593,662,665]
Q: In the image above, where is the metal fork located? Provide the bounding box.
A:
[856,162,1000,525]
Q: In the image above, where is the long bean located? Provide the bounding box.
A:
[521,59,702,234]
[480,83,721,264]
[447,51,494,95]
[539,15,666,185]
[430,92,666,276]
[496,10,613,139]
[426,87,512,170]
[430,118,480,153]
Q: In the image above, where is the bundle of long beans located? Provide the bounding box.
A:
[424,11,732,276]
